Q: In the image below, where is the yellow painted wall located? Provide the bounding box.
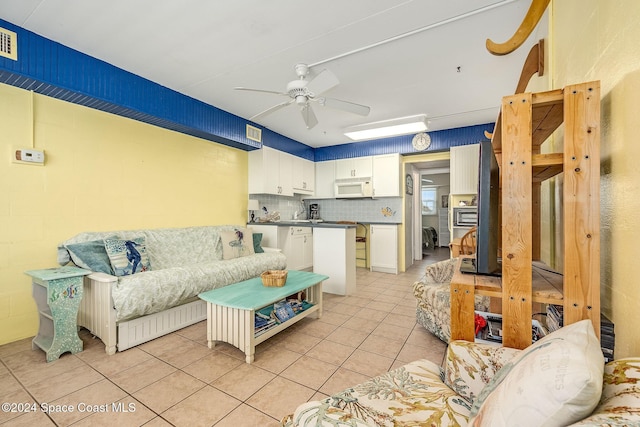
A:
[553,0,640,357]
[0,83,248,346]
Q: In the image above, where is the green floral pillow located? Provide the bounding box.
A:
[220,228,255,260]
[104,237,151,276]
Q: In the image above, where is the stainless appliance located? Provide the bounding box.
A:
[334,178,373,198]
[453,206,478,226]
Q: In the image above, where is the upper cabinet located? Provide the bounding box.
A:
[249,148,402,199]
[450,144,480,195]
[313,160,336,199]
[292,156,315,195]
[372,153,400,197]
[248,147,294,196]
[335,156,373,180]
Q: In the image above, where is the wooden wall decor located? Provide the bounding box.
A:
[486,0,550,56]
[484,39,545,141]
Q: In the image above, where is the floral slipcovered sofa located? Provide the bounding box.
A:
[59,225,287,354]
[282,320,640,426]
[413,258,490,343]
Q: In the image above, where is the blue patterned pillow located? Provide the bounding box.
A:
[65,238,117,274]
[104,237,151,276]
[220,228,255,260]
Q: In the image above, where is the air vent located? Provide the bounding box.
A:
[0,27,17,61]
[246,124,262,143]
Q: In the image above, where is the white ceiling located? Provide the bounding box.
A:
[0,0,546,148]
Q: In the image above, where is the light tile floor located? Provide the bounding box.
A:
[0,248,449,427]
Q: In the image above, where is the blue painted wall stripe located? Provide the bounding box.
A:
[314,123,494,161]
[0,19,492,162]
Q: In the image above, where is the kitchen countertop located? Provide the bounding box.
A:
[248,221,356,229]
[248,221,401,228]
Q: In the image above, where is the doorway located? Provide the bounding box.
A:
[419,171,450,257]
[403,153,451,264]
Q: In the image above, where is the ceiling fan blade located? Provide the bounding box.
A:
[300,104,318,129]
[305,69,339,96]
[234,87,288,96]
[250,99,294,120]
[319,97,371,116]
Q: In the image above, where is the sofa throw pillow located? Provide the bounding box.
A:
[253,232,265,253]
[469,319,604,427]
[104,237,151,276]
[220,228,255,260]
[65,237,117,274]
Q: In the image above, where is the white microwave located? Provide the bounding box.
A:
[334,178,373,198]
[453,207,478,226]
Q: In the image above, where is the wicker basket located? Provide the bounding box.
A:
[261,270,288,287]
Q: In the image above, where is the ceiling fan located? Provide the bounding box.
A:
[234,63,371,129]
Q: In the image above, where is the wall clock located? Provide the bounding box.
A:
[405,174,413,195]
[412,132,431,151]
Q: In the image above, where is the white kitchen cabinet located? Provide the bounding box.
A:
[313,160,335,199]
[248,146,293,196]
[300,231,314,270]
[249,225,312,270]
[248,224,281,249]
[450,144,479,195]
[370,224,398,274]
[283,226,313,271]
[292,156,315,195]
[372,153,400,197]
[335,156,372,180]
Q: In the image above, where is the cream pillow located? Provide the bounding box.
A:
[469,319,604,427]
[220,228,255,260]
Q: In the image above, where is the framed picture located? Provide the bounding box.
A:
[441,194,449,208]
[405,174,413,195]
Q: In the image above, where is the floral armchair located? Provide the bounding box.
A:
[282,321,640,426]
[413,258,490,343]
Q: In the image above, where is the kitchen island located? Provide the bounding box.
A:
[249,221,357,295]
[312,225,356,295]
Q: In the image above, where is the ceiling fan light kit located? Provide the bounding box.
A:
[344,114,428,141]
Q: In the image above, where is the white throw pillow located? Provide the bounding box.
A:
[469,319,604,427]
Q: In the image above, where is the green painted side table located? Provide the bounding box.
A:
[25,266,91,362]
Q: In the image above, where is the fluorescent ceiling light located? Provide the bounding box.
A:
[344,114,427,141]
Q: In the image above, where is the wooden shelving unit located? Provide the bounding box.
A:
[450,81,601,349]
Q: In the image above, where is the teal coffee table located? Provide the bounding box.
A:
[199,270,327,363]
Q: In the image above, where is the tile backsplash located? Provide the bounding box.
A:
[249,194,307,221]
[249,194,402,224]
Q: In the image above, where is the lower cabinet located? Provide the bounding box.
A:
[248,225,313,271]
[285,227,313,271]
[370,224,398,274]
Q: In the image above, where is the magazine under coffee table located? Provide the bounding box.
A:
[198,270,328,363]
